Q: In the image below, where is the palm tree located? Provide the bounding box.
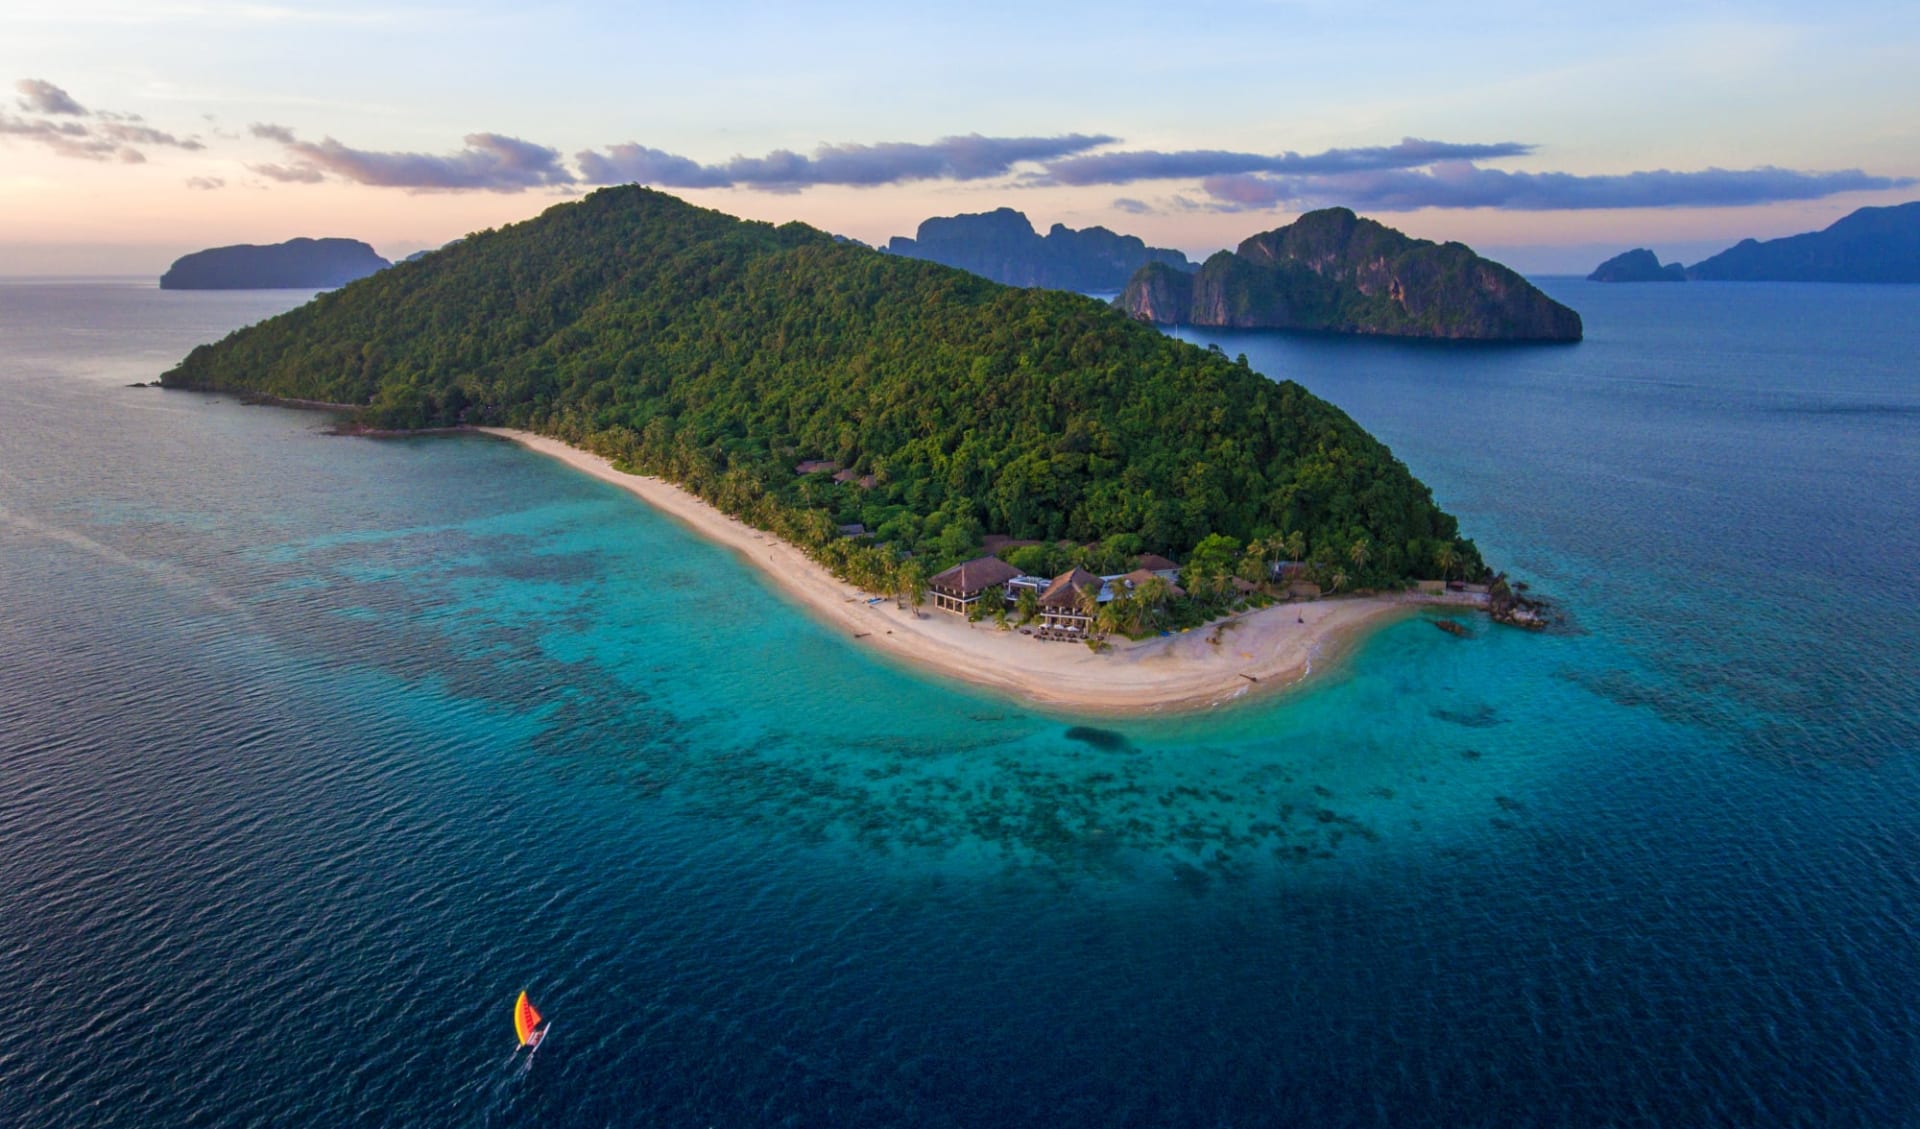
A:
[895,558,928,615]
[1135,576,1172,630]
[1329,567,1349,594]
[1075,584,1102,637]
[1015,585,1038,625]
[1434,542,1458,584]
[1285,530,1307,565]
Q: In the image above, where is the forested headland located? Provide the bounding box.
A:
[163,187,1485,593]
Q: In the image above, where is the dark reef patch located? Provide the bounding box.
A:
[1064,726,1131,752]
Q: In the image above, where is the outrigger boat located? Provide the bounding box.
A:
[514,990,550,1052]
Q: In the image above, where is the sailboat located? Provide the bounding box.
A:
[514,990,550,1052]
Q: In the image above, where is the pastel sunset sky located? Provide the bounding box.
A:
[4,0,1917,275]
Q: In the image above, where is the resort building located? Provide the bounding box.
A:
[927,556,1024,616]
[1136,553,1181,581]
[1116,568,1185,600]
[1036,567,1106,641]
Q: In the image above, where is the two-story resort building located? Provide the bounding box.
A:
[926,556,1024,616]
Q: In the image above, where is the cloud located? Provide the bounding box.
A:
[1111,197,1154,215]
[1198,162,1920,212]
[575,132,1116,191]
[0,110,137,161]
[16,78,85,115]
[98,121,203,150]
[185,175,225,190]
[3,78,203,161]
[249,161,326,183]
[1037,138,1536,186]
[256,130,576,191]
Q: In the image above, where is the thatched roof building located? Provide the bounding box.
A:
[928,556,1024,615]
[1039,567,1104,608]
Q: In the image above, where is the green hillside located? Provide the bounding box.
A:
[164,186,1483,588]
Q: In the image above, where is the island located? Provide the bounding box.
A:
[162,187,1504,713]
[1684,201,1920,283]
[159,237,391,290]
[1588,248,1686,282]
[886,208,1193,291]
[1118,207,1583,341]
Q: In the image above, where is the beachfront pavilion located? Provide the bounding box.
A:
[1037,567,1106,641]
[928,556,1024,616]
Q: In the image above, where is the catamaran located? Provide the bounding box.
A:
[514,990,550,1051]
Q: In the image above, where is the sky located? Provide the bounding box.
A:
[3,0,1918,275]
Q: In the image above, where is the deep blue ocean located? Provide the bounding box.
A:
[2,275,1917,1126]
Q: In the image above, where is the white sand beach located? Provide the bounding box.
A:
[481,428,1479,716]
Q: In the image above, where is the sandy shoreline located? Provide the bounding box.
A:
[479,427,1480,716]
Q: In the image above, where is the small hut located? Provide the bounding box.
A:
[927,556,1024,616]
[1135,553,1181,580]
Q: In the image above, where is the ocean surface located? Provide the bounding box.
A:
[2,276,1917,1126]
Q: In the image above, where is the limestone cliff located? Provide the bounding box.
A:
[887,208,1192,291]
[1120,208,1582,341]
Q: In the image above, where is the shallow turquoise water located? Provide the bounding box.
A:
[2,278,1916,1125]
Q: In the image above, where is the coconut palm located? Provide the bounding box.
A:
[1434,542,1458,583]
[1135,576,1172,630]
[1015,585,1039,625]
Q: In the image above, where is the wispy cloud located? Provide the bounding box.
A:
[1,110,149,161]
[575,133,1117,192]
[1198,162,1918,212]
[1111,197,1154,215]
[252,129,575,191]
[185,175,224,189]
[3,77,203,161]
[15,78,86,115]
[1036,138,1536,186]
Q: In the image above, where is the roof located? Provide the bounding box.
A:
[928,556,1023,595]
[1040,567,1104,607]
[1119,569,1185,599]
[1136,553,1179,572]
[794,459,840,475]
[1230,576,1260,594]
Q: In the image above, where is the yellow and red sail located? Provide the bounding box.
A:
[514,991,543,1046]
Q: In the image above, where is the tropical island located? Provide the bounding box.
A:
[885,208,1194,291]
[162,187,1508,712]
[159,237,391,290]
[1684,200,1920,283]
[1588,201,1920,284]
[1588,248,1686,283]
[1119,207,1583,341]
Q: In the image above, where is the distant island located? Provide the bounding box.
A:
[162,187,1507,712]
[1588,248,1685,283]
[159,237,391,290]
[1685,201,1920,283]
[886,208,1193,291]
[1118,208,1583,341]
[1588,202,1920,284]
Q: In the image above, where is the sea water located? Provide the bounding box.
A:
[1,277,1916,1125]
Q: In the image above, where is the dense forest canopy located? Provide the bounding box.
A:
[164,187,1483,587]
